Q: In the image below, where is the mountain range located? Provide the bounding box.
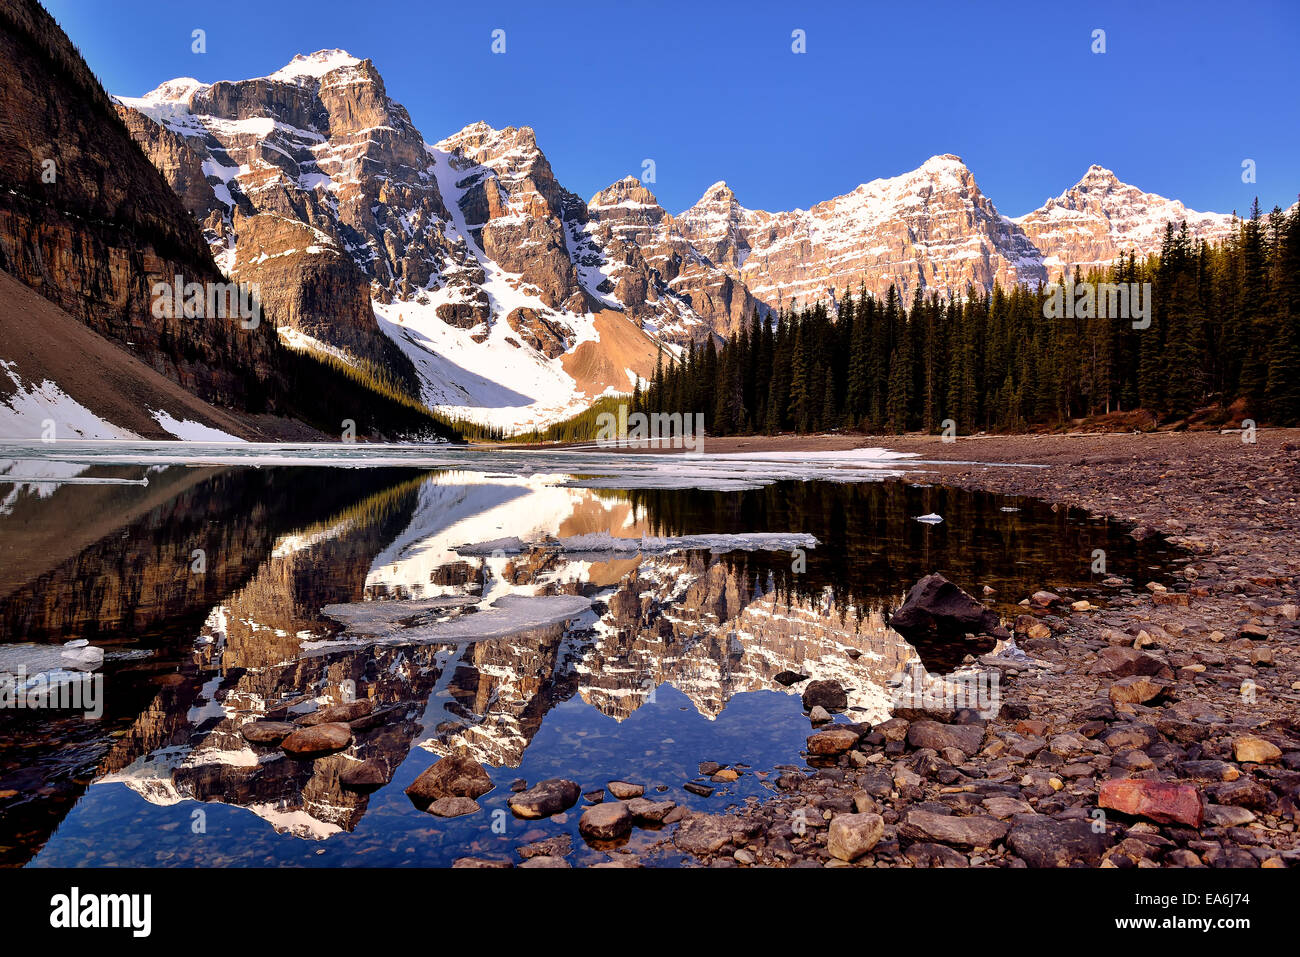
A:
[113,49,1239,430]
[0,8,1242,437]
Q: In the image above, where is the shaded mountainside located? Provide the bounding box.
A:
[0,0,277,408]
[0,270,271,439]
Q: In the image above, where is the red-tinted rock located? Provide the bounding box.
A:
[1099,779,1204,827]
[807,727,861,756]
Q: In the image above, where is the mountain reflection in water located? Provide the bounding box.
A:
[0,464,1180,867]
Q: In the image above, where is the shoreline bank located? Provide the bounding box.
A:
[635,430,1300,867]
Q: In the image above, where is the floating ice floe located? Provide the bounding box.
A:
[313,593,593,649]
[456,531,819,557]
[0,640,104,675]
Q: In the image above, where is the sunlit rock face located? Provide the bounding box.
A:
[1012,165,1236,275]
[674,156,1048,309]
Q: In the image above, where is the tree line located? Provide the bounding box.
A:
[630,200,1300,435]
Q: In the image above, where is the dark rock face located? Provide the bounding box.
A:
[1007,817,1114,867]
[1091,646,1173,679]
[801,680,848,712]
[506,307,568,359]
[899,810,1009,848]
[240,721,297,745]
[297,699,374,726]
[671,814,731,855]
[339,760,388,792]
[905,720,985,756]
[0,0,281,408]
[426,796,480,818]
[114,105,219,218]
[889,574,1005,640]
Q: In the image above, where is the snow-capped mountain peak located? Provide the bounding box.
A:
[112,51,1238,429]
[266,49,362,82]
[1014,167,1236,270]
[1077,163,1120,187]
[138,76,206,104]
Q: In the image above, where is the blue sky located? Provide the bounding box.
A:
[46,0,1300,217]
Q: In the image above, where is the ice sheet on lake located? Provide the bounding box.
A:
[313,593,593,649]
[320,595,480,632]
[456,531,819,556]
[0,441,923,491]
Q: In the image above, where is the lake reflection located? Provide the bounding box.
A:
[0,463,1180,867]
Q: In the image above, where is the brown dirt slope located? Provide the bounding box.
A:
[0,270,263,439]
[561,309,659,398]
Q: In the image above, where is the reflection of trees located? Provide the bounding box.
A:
[607,481,1163,616]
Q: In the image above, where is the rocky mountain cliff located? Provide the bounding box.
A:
[1013,164,1237,274]
[119,55,698,426]
[675,156,1048,308]
[116,47,1241,428]
[0,3,462,441]
[0,0,281,409]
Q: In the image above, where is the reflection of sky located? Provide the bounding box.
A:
[33,685,812,868]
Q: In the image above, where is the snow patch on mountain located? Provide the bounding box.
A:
[0,361,138,440]
[267,49,361,82]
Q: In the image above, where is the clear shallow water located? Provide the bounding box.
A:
[0,452,1183,868]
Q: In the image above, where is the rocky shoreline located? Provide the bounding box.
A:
[437,431,1300,867]
[619,429,1298,868]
